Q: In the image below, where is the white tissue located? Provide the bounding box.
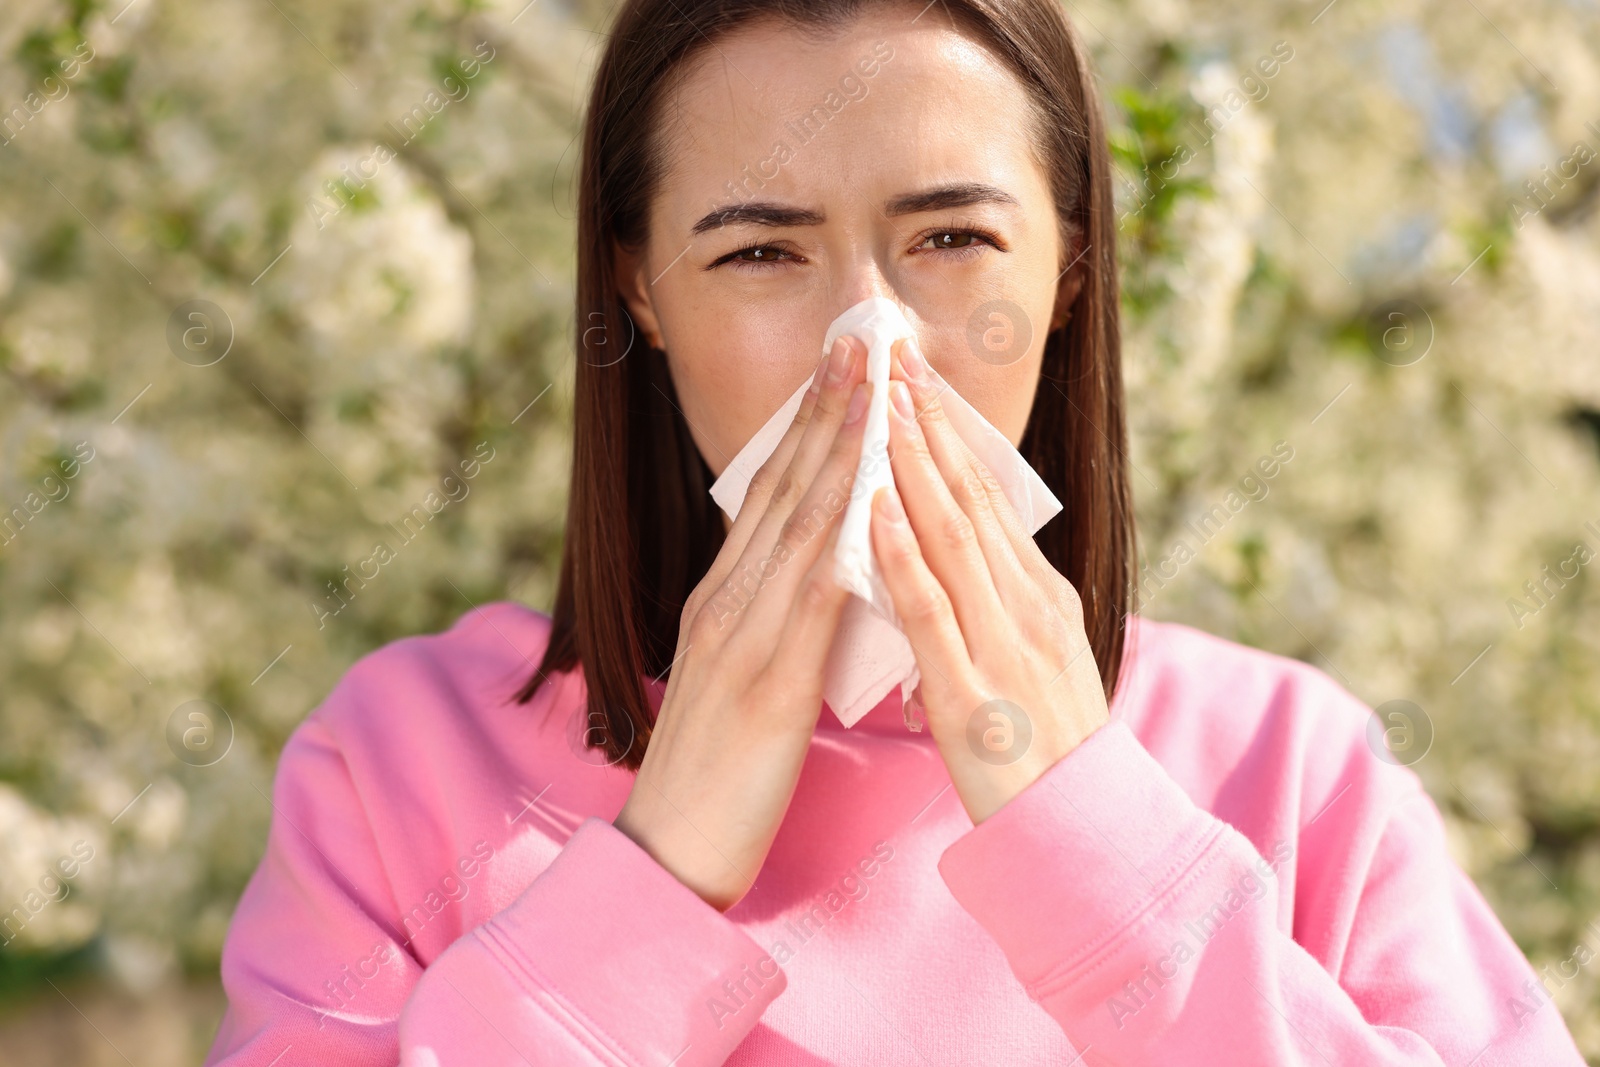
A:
[709,297,1063,729]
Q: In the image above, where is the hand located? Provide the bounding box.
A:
[613,335,872,911]
[868,338,1110,825]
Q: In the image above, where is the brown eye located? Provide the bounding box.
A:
[711,241,803,273]
[928,232,977,249]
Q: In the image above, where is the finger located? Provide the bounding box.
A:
[701,336,861,597]
[868,484,976,696]
[717,337,848,555]
[689,368,824,647]
[717,376,873,638]
[732,334,866,561]
[890,338,1037,596]
[763,514,851,709]
[904,682,928,731]
[882,376,1008,643]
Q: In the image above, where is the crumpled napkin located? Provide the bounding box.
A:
[709,297,1063,729]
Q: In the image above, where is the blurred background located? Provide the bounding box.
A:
[1,0,1597,1061]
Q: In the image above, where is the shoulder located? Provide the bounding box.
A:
[280,601,573,779]
[1115,615,1424,835]
[245,603,598,963]
[1117,613,1373,738]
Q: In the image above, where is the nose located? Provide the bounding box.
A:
[827,268,908,330]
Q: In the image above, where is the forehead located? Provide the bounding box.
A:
[654,10,1044,225]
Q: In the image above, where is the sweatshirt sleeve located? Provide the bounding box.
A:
[936,719,1587,1066]
[205,715,783,1067]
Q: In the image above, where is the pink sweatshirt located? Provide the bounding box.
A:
[205,601,1584,1065]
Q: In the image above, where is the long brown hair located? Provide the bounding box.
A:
[515,0,1137,770]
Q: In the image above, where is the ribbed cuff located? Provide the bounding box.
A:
[937,720,1222,992]
[481,817,786,1063]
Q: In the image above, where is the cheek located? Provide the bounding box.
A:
[905,221,1060,448]
[658,294,823,473]
[918,313,1048,449]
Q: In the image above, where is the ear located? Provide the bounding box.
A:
[612,240,666,351]
[1048,232,1088,333]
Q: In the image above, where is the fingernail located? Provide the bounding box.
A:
[901,338,927,381]
[890,380,913,420]
[826,337,855,385]
[844,382,870,424]
[876,486,905,522]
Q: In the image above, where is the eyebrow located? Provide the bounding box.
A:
[688,181,1021,236]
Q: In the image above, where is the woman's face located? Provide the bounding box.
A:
[615,5,1074,486]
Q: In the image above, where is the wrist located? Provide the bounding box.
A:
[940,711,1107,825]
[613,797,745,912]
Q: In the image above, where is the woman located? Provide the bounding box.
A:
[205,0,1586,1063]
